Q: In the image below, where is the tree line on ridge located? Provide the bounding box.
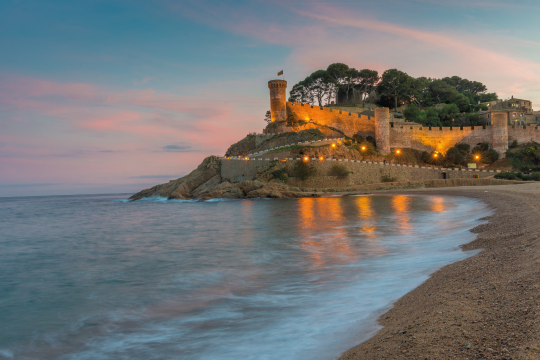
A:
[287,63,497,127]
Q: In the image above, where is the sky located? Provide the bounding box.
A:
[1,0,540,196]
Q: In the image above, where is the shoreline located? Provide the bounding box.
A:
[338,182,540,359]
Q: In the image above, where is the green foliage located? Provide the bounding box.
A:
[343,138,353,146]
[455,143,470,154]
[438,104,461,125]
[264,110,271,124]
[286,113,300,127]
[421,151,444,165]
[352,134,364,143]
[445,147,464,165]
[356,141,377,155]
[403,104,421,122]
[292,161,317,181]
[424,108,441,127]
[509,140,519,149]
[270,168,288,182]
[377,69,411,112]
[381,175,398,182]
[494,172,517,180]
[533,172,540,181]
[290,64,496,112]
[328,164,350,179]
[365,136,376,146]
[484,149,500,164]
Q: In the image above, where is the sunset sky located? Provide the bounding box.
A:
[2,0,540,196]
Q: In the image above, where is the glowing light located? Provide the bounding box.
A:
[475,155,479,159]
[320,156,324,161]
[434,154,438,157]
[304,156,309,161]
[332,143,336,147]
[361,146,366,150]
[244,157,248,160]
[396,149,400,154]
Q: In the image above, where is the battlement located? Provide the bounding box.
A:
[288,102,372,120]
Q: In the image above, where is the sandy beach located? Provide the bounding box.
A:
[339,182,540,359]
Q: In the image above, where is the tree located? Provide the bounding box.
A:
[377,69,412,112]
[424,108,441,127]
[403,104,421,122]
[309,70,334,106]
[289,79,314,104]
[445,147,465,165]
[343,68,360,104]
[404,77,431,108]
[356,69,379,107]
[428,80,455,104]
[437,104,460,125]
[264,110,271,124]
[326,63,349,104]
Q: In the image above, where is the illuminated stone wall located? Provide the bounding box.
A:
[221,159,496,186]
[286,102,376,138]
[389,125,494,153]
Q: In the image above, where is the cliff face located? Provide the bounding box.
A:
[129,155,314,201]
[129,156,221,201]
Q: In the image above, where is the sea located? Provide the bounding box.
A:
[0,193,491,360]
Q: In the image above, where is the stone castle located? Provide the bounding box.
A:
[268,79,540,157]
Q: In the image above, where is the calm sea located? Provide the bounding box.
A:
[0,194,490,360]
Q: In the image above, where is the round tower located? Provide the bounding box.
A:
[491,111,508,157]
[268,80,287,122]
[374,107,390,155]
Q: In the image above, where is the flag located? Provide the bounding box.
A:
[277,70,283,76]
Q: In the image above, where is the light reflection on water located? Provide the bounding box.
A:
[0,194,489,360]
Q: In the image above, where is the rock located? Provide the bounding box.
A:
[129,156,220,201]
[237,180,263,194]
[191,174,221,198]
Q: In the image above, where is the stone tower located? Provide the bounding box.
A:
[491,111,508,157]
[374,107,390,155]
[268,80,287,122]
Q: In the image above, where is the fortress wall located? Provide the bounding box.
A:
[508,126,540,144]
[221,159,495,186]
[287,102,375,138]
[390,126,493,153]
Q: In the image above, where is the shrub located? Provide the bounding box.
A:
[509,140,518,149]
[270,168,288,182]
[532,172,540,181]
[356,141,377,155]
[381,175,398,182]
[403,104,421,122]
[455,143,470,154]
[328,164,350,179]
[366,136,376,147]
[478,142,490,152]
[293,161,317,181]
[344,138,353,146]
[421,151,431,163]
[484,149,500,164]
[445,147,464,165]
[521,175,531,181]
[352,134,364,143]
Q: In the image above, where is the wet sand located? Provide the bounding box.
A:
[338,182,540,359]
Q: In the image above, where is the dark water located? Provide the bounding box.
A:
[0,194,490,360]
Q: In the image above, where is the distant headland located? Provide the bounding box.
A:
[130,64,539,201]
